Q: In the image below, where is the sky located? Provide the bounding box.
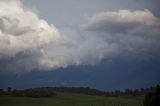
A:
[0,0,160,91]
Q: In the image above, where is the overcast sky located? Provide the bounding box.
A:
[0,0,160,90]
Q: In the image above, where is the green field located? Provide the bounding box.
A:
[0,92,144,106]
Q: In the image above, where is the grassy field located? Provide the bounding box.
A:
[0,92,144,106]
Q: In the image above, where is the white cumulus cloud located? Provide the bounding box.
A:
[0,0,160,73]
[82,10,160,57]
[0,0,113,73]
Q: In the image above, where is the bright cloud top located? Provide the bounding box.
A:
[82,10,160,56]
[0,0,60,58]
[82,10,158,31]
[0,0,160,73]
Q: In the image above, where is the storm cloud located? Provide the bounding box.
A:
[0,0,160,73]
[82,10,160,57]
[0,0,112,73]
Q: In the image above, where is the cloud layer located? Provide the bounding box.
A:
[82,10,160,57]
[0,0,111,73]
[0,0,160,73]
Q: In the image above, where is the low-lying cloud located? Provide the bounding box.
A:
[0,0,160,73]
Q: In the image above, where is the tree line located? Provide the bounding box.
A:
[0,86,159,96]
[0,85,160,106]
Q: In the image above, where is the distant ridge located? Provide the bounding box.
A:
[27,87,106,96]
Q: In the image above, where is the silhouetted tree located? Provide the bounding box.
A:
[125,89,133,95]
[144,85,160,106]
[133,89,139,95]
[0,88,9,95]
[0,89,3,92]
[7,87,12,92]
[13,89,57,98]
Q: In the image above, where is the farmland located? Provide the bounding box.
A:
[0,92,144,106]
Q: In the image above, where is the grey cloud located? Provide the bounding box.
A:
[82,10,158,32]
[0,0,114,73]
[0,1,160,73]
[0,16,34,36]
[0,0,60,72]
[82,10,160,56]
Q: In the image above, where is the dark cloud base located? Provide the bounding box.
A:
[0,58,160,90]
